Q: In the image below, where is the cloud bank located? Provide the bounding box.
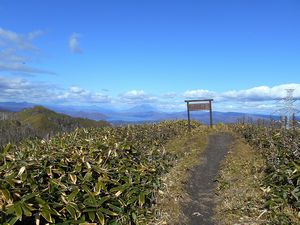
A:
[0,77,110,105]
[183,84,300,102]
[0,76,299,113]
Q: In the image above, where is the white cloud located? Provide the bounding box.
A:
[222,84,300,101]
[183,89,216,99]
[183,84,300,103]
[0,76,55,102]
[182,84,300,113]
[0,28,22,43]
[0,77,110,104]
[0,27,52,75]
[0,27,43,50]
[122,90,146,98]
[69,86,86,94]
[0,62,55,75]
[69,33,82,53]
[57,86,110,104]
[120,90,157,104]
[28,30,44,41]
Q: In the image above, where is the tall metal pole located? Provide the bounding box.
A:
[285,116,288,129]
[292,113,296,130]
[209,100,213,128]
[275,89,298,129]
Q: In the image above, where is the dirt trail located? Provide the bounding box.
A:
[181,133,233,225]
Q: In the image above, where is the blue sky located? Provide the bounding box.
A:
[0,0,300,112]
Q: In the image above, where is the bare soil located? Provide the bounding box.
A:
[181,132,233,225]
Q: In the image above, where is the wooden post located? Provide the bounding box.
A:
[209,100,213,128]
[187,101,191,131]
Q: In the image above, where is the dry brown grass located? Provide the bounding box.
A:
[214,134,267,225]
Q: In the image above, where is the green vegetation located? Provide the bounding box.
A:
[0,120,38,146]
[4,110,299,224]
[219,125,300,225]
[0,106,110,146]
[0,120,204,225]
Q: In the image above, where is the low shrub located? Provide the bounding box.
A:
[234,125,300,224]
[0,120,201,225]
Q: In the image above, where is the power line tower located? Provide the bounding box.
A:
[276,89,298,129]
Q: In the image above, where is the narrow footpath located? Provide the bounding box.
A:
[182,133,233,225]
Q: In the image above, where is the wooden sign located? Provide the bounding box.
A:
[185,99,213,130]
[188,103,210,111]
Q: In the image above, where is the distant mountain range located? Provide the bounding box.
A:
[0,101,281,124]
[0,102,36,112]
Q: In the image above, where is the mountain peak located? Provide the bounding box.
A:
[124,104,158,113]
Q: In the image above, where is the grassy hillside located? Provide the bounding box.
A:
[0,106,110,146]
[17,106,110,133]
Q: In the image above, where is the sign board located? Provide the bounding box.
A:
[188,103,210,111]
[185,99,213,130]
